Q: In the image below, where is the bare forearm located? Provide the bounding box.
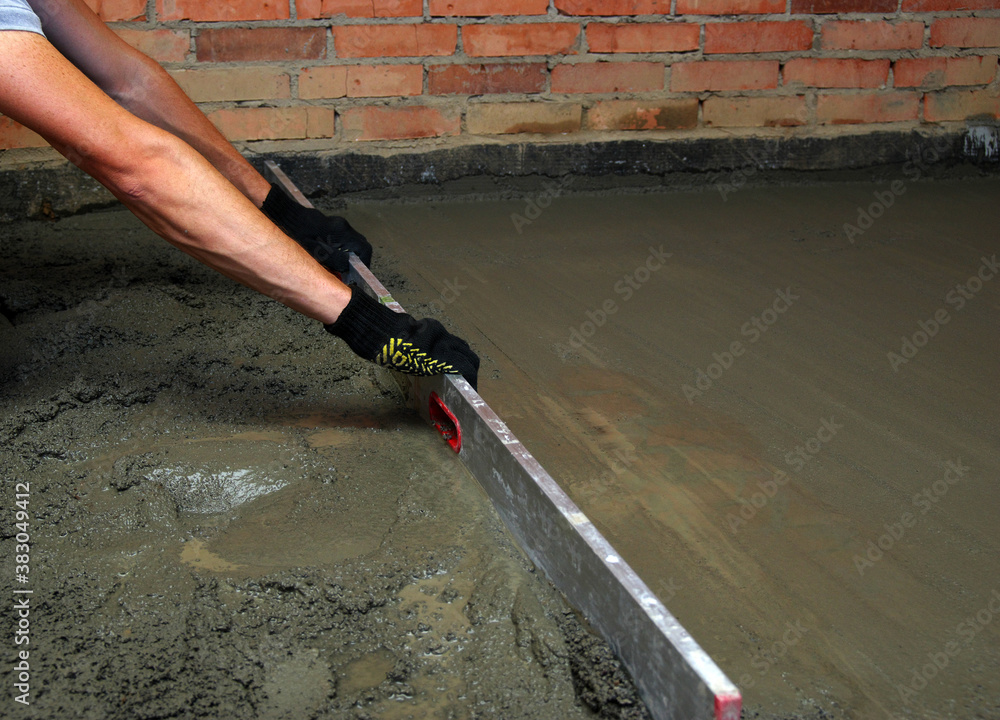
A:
[28,0,271,206]
[120,62,271,206]
[95,129,349,324]
[2,30,347,327]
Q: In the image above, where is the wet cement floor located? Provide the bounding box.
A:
[0,210,649,719]
[328,176,1000,720]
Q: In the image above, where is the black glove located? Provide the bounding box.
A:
[326,289,479,390]
[261,183,373,275]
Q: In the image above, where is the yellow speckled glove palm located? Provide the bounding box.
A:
[326,289,479,390]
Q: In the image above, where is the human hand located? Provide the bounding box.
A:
[325,289,479,390]
[261,183,373,274]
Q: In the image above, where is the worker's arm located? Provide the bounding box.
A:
[0,29,349,323]
[27,0,269,204]
[25,0,372,273]
[0,30,477,387]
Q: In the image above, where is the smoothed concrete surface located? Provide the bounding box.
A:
[336,177,1000,720]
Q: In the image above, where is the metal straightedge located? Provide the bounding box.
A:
[264,160,742,720]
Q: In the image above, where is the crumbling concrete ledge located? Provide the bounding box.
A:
[1,126,997,220]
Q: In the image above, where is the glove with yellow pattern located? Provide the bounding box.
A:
[326,288,479,390]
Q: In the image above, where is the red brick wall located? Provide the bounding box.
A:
[1,0,997,148]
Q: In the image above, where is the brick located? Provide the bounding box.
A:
[586,99,698,130]
[299,67,349,99]
[464,23,581,57]
[586,23,700,53]
[297,0,422,17]
[207,107,334,142]
[904,0,1000,10]
[817,92,920,123]
[113,29,190,63]
[171,68,291,102]
[821,21,924,51]
[703,96,808,127]
[551,61,663,92]
[346,65,423,97]
[895,56,997,88]
[430,0,549,15]
[924,89,1000,121]
[428,63,547,94]
[930,19,1000,49]
[340,106,460,140]
[83,0,146,22]
[196,29,326,63]
[784,58,889,88]
[467,102,582,134]
[555,0,672,13]
[705,22,814,54]
[791,0,895,12]
[676,0,785,14]
[0,117,47,149]
[157,0,289,22]
[335,24,458,58]
[671,61,779,91]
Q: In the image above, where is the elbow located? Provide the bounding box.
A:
[70,125,179,209]
[111,135,183,209]
[108,55,170,114]
[110,173,152,206]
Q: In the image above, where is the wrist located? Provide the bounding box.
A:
[314,281,352,325]
[261,183,305,234]
[248,173,274,209]
[325,288,405,360]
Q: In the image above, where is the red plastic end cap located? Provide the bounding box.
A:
[429,392,461,453]
[715,693,742,720]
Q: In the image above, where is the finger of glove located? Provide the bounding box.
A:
[406,319,480,390]
[336,219,373,267]
[316,214,374,268]
[299,238,351,274]
[448,345,480,390]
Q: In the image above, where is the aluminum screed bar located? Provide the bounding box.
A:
[264,160,742,720]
